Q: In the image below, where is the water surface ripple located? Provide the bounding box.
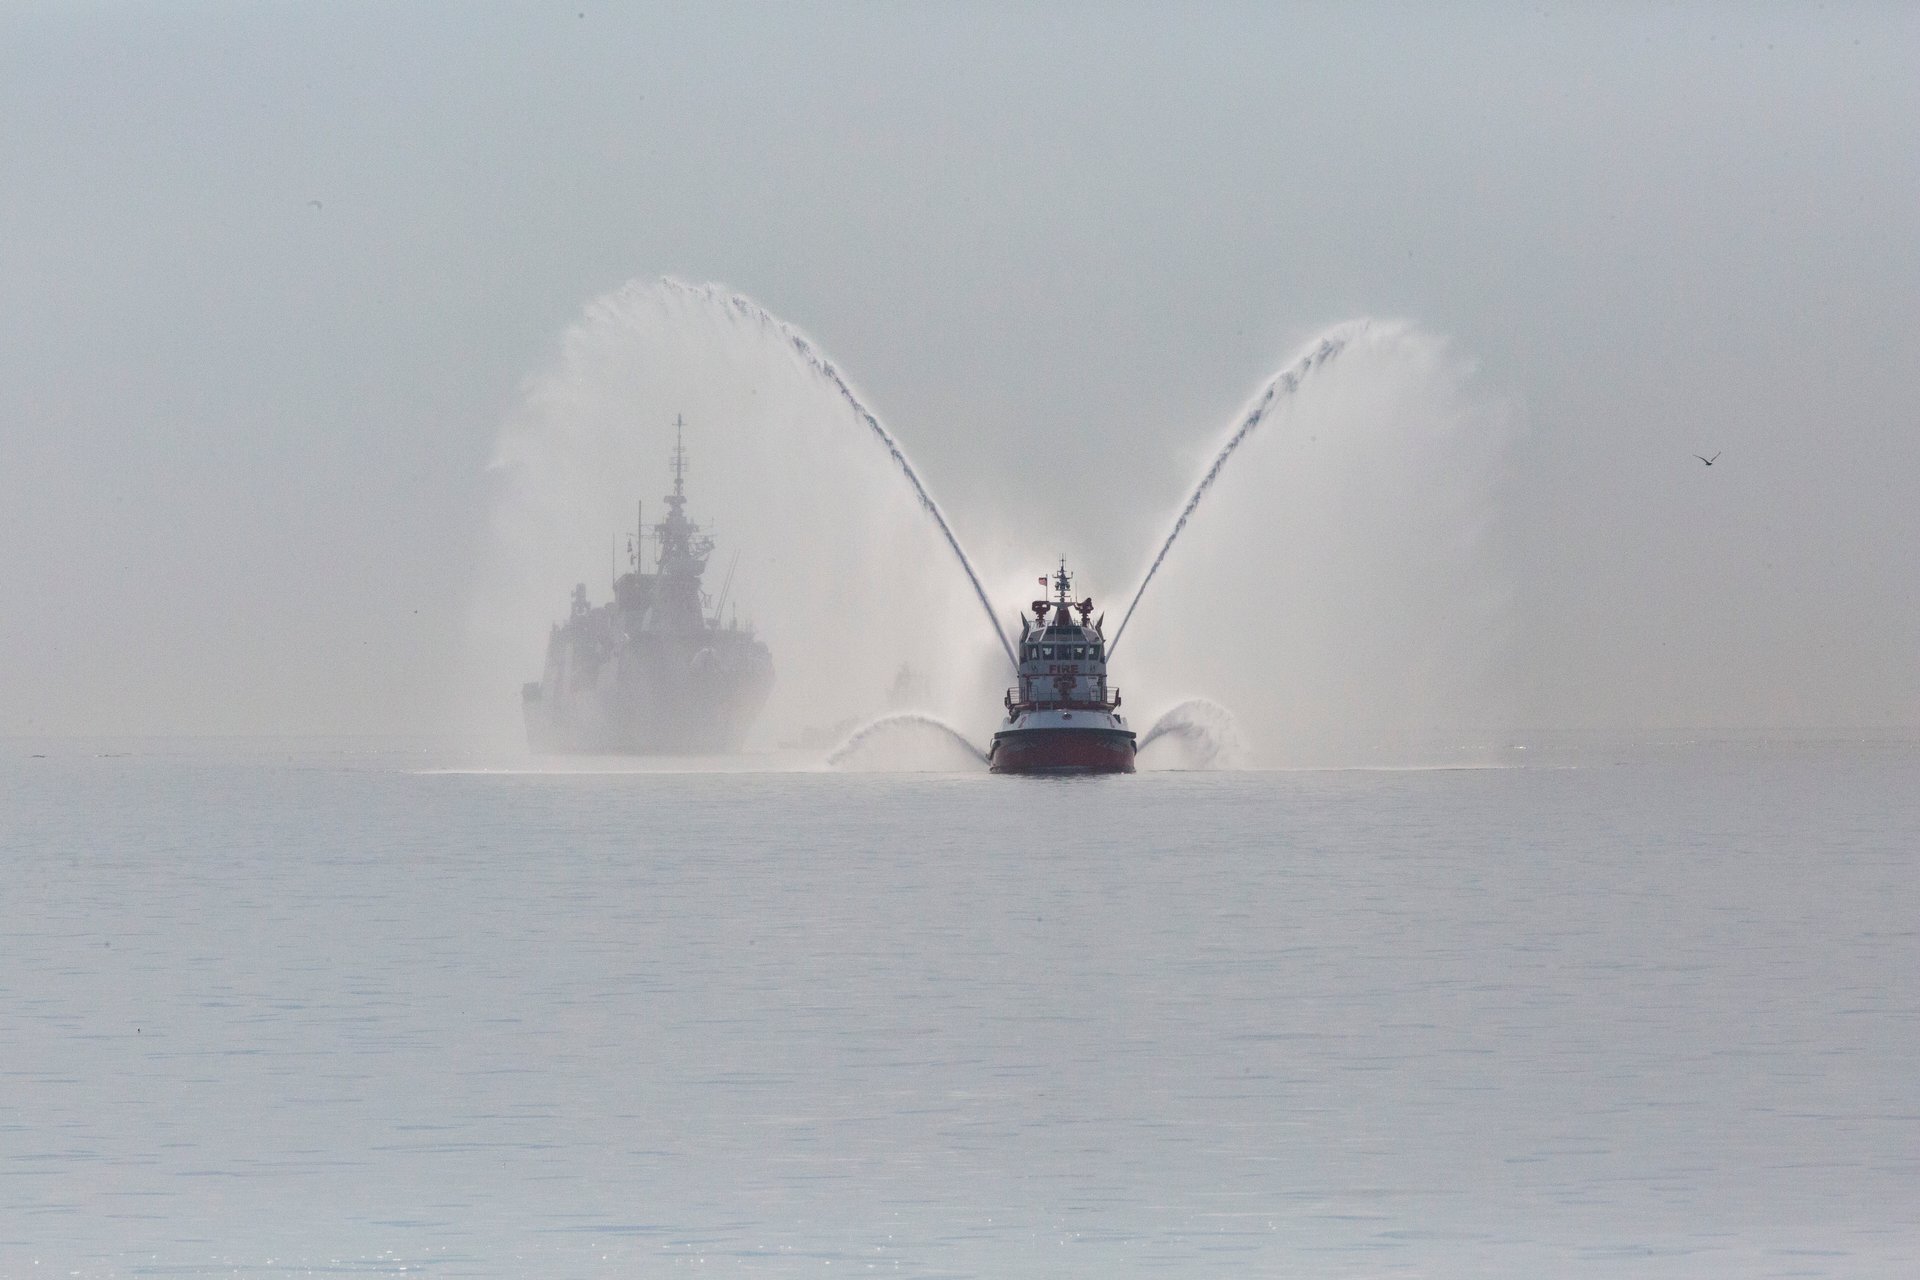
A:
[3,738,1916,1277]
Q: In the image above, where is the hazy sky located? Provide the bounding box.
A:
[3,2,1915,737]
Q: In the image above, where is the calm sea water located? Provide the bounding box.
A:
[3,737,1916,1278]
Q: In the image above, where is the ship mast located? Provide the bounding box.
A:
[656,413,692,571]
[649,414,714,629]
[669,413,688,510]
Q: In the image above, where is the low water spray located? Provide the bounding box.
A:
[1137,698,1242,768]
[661,279,1017,672]
[827,713,988,769]
[1109,322,1368,656]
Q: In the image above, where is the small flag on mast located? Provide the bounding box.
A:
[1039,577,1048,587]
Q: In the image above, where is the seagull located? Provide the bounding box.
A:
[307,199,323,210]
[1693,452,1720,466]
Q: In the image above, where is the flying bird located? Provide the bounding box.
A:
[307,199,323,210]
[1693,452,1720,466]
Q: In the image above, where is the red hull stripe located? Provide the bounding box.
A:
[988,728,1137,775]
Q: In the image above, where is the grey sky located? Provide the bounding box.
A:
[3,2,1915,736]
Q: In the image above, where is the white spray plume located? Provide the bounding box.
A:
[1136,698,1243,770]
[470,285,1514,768]
[469,278,1007,750]
[1112,321,1368,655]
[1119,320,1517,767]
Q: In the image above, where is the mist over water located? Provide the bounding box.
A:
[475,283,1514,768]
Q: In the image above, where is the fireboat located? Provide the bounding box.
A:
[988,562,1137,775]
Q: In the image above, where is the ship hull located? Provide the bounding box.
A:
[524,687,768,754]
[524,643,773,755]
[988,725,1137,775]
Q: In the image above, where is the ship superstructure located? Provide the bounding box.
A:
[988,562,1136,774]
[522,419,773,753]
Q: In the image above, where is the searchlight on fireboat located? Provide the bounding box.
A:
[987,562,1137,775]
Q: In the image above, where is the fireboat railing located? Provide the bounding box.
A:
[1004,688,1123,714]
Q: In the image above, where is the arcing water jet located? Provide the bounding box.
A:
[827,713,988,769]
[1114,319,1514,766]
[661,279,1016,672]
[482,284,1510,768]
[1137,698,1242,768]
[1109,321,1370,657]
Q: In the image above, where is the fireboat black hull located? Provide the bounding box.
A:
[988,726,1137,775]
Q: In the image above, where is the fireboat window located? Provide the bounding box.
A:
[1074,645,1087,660]
[1092,645,1103,661]
[1040,645,1054,659]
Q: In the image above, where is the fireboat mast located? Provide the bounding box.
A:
[1032,557,1095,631]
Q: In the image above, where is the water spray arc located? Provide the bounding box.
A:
[827,713,989,769]
[486,282,1496,770]
[1108,322,1369,657]
[661,279,1018,673]
[1137,698,1241,768]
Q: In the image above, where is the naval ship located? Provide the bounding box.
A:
[988,562,1136,774]
[522,420,774,753]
